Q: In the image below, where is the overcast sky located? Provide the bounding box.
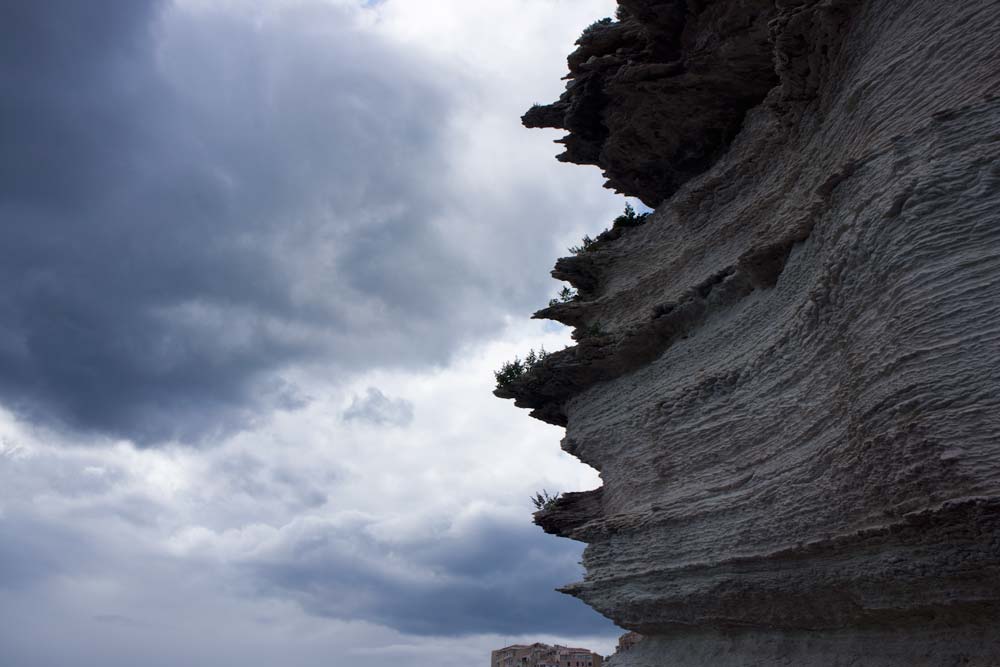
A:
[0,1,629,665]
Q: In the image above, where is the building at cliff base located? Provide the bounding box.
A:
[615,632,642,654]
[491,643,603,667]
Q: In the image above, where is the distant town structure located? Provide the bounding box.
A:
[490,643,603,667]
[615,632,642,654]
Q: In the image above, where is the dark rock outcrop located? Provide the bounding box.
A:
[523,0,782,207]
[505,0,1000,664]
[522,0,872,208]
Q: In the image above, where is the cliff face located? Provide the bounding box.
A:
[503,0,1000,663]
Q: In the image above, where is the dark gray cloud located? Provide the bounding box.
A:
[246,511,617,637]
[343,387,415,427]
[0,0,536,445]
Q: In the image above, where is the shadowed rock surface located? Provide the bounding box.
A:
[521,0,865,207]
[506,0,1000,663]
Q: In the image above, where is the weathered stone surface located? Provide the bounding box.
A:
[603,626,1000,667]
[507,0,1000,663]
[522,0,804,207]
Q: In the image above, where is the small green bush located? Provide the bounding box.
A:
[523,347,547,367]
[494,347,549,389]
[494,358,525,387]
[582,17,613,35]
[569,203,650,255]
[568,234,597,255]
[612,202,649,230]
[531,489,561,511]
[548,286,578,307]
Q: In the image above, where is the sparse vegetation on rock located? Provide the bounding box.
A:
[531,489,561,511]
[582,17,613,36]
[569,203,650,255]
[494,347,548,390]
[612,202,648,230]
[549,286,578,307]
[569,235,597,255]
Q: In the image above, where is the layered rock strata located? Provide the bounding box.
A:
[501,0,1000,663]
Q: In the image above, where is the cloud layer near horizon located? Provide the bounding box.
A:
[0,338,617,662]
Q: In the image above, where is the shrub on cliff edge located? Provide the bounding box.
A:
[569,203,650,255]
[549,286,578,307]
[494,347,548,390]
[581,17,613,36]
[531,489,560,511]
[612,202,648,230]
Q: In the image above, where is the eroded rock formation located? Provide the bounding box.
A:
[501,0,1000,663]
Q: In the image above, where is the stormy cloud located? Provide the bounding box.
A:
[0,0,524,444]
